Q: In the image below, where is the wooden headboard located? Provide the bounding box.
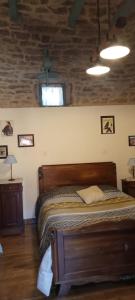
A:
[38,162,117,194]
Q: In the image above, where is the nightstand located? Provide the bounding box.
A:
[0,179,24,235]
[121,179,135,197]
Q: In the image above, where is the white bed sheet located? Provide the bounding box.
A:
[37,245,53,297]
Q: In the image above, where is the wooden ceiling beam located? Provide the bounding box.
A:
[68,0,86,28]
[8,0,18,21]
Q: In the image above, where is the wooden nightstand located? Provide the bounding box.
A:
[122,179,135,197]
[0,179,24,235]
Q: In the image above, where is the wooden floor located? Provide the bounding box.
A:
[0,225,135,300]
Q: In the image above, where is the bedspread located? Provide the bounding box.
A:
[37,186,135,296]
[37,187,135,256]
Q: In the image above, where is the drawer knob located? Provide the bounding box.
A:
[124,243,128,252]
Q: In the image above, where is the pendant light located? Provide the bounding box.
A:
[86,65,110,76]
[86,0,110,76]
[100,44,130,60]
[100,0,130,60]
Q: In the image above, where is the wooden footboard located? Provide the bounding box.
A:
[51,220,135,295]
[37,162,135,296]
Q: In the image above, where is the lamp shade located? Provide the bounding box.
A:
[128,158,135,179]
[4,155,17,181]
[4,155,17,164]
[128,158,135,166]
[100,45,130,60]
[86,65,110,76]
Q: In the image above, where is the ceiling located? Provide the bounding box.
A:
[0,0,135,107]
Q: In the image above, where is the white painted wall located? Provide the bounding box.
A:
[0,105,135,219]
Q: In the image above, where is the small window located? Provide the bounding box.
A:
[38,84,65,107]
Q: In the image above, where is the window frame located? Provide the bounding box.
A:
[38,83,66,107]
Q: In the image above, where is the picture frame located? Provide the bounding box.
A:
[0,145,8,159]
[100,116,115,134]
[128,135,135,146]
[1,120,13,136]
[18,134,34,147]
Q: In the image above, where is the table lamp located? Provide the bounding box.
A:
[128,158,135,180]
[4,155,17,181]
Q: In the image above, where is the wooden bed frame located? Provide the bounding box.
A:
[38,162,135,296]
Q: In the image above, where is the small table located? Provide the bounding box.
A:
[0,178,24,235]
[121,178,135,197]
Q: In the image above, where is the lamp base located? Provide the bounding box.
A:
[8,178,15,181]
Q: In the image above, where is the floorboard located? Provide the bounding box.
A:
[0,224,135,300]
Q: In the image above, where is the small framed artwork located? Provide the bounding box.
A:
[18,134,34,147]
[1,120,13,136]
[101,116,115,134]
[0,145,8,159]
[128,135,135,146]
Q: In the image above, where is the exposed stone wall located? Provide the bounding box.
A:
[0,0,135,107]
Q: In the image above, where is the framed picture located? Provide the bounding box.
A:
[100,116,115,134]
[0,145,8,159]
[18,134,34,147]
[1,120,13,136]
[128,135,135,146]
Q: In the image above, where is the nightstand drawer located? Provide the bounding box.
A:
[126,187,135,197]
[0,183,22,192]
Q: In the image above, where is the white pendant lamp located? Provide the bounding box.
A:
[86,0,110,76]
[100,44,130,60]
[86,65,110,76]
[100,0,130,60]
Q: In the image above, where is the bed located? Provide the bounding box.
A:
[36,162,135,297]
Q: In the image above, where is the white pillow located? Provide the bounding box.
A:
[76,185,104,204]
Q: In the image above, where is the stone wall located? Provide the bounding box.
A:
[0,0,135,107]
